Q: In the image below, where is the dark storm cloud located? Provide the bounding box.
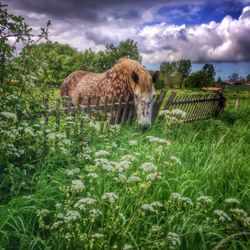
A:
[4,0,250,63]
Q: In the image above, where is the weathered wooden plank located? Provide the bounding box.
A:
[152,89,167,121]
[109,96,115,124]
[164,91,177,110]
[115,96,124,124]
[121,95,131,124]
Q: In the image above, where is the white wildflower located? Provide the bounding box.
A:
[52,221,63,229]
[74,198,96,210]
[128,140,138,146]
[140,162,157,172]
[87,173,99,179]
[171,109,187,118]
[167,232,181,247]
[95,158,113,171]
[141,204,155,212]
[71,180,85,192]
[180,197,194,206]
[65,168,80,176]
[92,233,104,238]
[225,198,240,205]
[113,174,127,183]
[89,209,102,218]
[146,136,171,145]
[95,150,110,158]
[121,154,136,162]
[102,192,119,204]
[64,211,81,222]
[24,127,35,136]
[123,244,133,250]
[115,160,131,172]
[127,176,141,183]
[170,156,182,165]
[197,196,213,204]
[0,112,17,120]
[151,201,163,207]
[170,193,182,200]
[146,172,162,181]
[214,210,232,222]
[230,208,248,218]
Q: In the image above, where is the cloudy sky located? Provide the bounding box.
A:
[5,0,250,64]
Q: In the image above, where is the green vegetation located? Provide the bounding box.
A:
[0,100,250,249]
[1,4,250,249]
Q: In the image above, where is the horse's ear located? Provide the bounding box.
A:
[152,71,159,83]
[132,71,139,84]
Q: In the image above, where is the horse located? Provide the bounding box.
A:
[60,58,159,129]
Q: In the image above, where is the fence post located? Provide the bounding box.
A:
[164,91,176,110]
[235,97,239,111]
[152,89,167,121]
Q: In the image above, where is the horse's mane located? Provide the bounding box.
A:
[113,58,151,91]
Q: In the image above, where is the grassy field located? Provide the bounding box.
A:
[0,89,249,249]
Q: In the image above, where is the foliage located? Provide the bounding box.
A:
[0,2,50,84]
[183,70,212,88]
[0,103,249,249]
[160,60,191,88]
[202,63,216,83]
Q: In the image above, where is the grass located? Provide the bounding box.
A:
[0,90,249,249]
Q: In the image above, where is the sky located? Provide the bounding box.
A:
[4,0,250,68]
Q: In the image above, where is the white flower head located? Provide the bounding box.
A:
[122,154,136,162]
[127,176,141,183]
[128,140,138,146]
[146,172,162,181]
[102,192,119,204]
[170,156,182,165]
[74,197,96,210]
[64,211,81,222]
[141,204,155,212]
[214,210,232,222]
[71,179,85,192]
[140,162,157,172]
[95,150,110,158]
[225,198,240,205]
[197,196,213,204]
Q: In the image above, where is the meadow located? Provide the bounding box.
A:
[0,88,249,250]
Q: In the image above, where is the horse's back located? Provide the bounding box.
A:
[60,71,90,97]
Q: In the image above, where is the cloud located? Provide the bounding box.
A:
[4,1,250,63]
[139,6,250,63]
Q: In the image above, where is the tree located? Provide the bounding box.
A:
[202,64,215,84]
[159,59,191,88]
[176,59,191,88]
[0,2,50,84]
[183,71,211,88]
[17,41,81,85]
[247,74,250,81]
[160,61,178,88]
[229,73,239,82]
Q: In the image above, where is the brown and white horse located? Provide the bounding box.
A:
[60,58,159,129]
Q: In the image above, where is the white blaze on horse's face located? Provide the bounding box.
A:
[131,71,159,130]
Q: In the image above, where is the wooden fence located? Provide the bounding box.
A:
[17,90,226,130]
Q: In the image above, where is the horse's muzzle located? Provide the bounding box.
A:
[139,123,151,131]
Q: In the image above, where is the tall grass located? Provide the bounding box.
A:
[0,105,249,249]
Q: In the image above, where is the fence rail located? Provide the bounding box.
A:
[16,90,226,131]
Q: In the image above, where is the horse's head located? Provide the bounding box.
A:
[130,69,159,130]
[116,58,159,130]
